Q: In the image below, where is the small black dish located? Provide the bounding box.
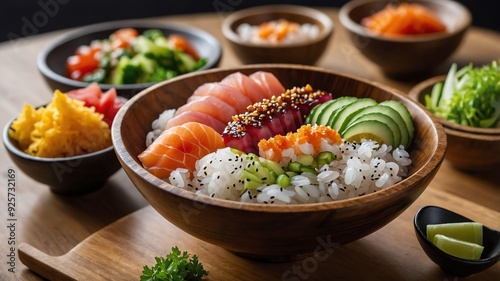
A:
[37,19,222,98]
[414,205,500,277]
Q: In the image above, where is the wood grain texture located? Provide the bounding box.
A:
[112,65,447,260]
[1,8,500,281]
[18,188,500,281]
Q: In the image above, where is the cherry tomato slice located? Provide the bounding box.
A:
[168,34,200,60]
[110,28,139,49]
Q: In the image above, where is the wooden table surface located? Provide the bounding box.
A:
[0,8,499,281]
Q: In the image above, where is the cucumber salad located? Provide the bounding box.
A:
[66,28,207,85]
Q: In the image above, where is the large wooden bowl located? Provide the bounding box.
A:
[409,75,500,171]
[112,64,446,261]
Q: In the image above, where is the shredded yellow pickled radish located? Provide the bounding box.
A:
[9,90,111,158]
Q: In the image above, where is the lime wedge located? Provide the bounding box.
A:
[427,222,483,245]
[433,234,484,260]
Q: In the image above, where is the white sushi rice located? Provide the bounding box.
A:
[145,109,176,147]
[169,139,412,205]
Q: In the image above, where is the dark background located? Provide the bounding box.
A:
[1,0,498,43]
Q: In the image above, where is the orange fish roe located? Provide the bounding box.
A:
[258,124,342,162]
[258,19,300,41]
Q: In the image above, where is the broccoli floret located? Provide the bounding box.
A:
[83,68,107,83]
[131,53,158,74]
[148,66,177,82]
[109,56,144,84]
[142,29,166,41]
[134,36,172,59]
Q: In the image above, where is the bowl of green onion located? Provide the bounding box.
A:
[409,60,500,171]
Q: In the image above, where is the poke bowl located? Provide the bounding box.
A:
[338,0,471,77]
[38,19,222,98]
[221,5,333,65]
[112,64,447,261]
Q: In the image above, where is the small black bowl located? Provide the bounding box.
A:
[3,116,122,195]
[37,19,222,98]
[414,205,500,277]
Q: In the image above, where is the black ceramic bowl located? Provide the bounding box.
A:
[38,19,222,98]
[414,206,500,277]
[3,114,122,195]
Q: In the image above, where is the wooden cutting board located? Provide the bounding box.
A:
[18,187,500,281]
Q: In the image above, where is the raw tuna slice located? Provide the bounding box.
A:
[222,85,333,154]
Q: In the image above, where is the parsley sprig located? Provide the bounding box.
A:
[140,247,208,281]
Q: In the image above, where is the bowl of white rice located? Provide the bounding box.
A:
[112,64,447,261]
[221,5,333,65]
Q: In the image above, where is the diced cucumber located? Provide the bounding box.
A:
[379,100,415,147]
[345,104,410,149]
[316,96,357,125]
[261,159,285,175]
[342,119,395,147]
[328,98,378,133]
[244,179,264,190]
[348,112,402,148]
[242,170,262,183]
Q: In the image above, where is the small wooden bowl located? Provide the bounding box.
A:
[112,64,446,261]
[339,0,471,77]
[409,75,500,171]
[221,5,333,65]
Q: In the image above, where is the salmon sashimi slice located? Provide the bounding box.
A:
[249,71,285,98]
[188,82,253,113]
[138,122,225,179]
[166,110,227,133]
[175,95,238,124]
[220,72,268,103]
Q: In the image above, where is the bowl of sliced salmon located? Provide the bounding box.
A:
[111,64,446,261]
[338,0,471,78]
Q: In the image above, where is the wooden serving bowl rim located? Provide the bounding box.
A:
[112,64,446,213]
[221,5,334,48]
[409,75,500,136]
[338,0,472,43]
